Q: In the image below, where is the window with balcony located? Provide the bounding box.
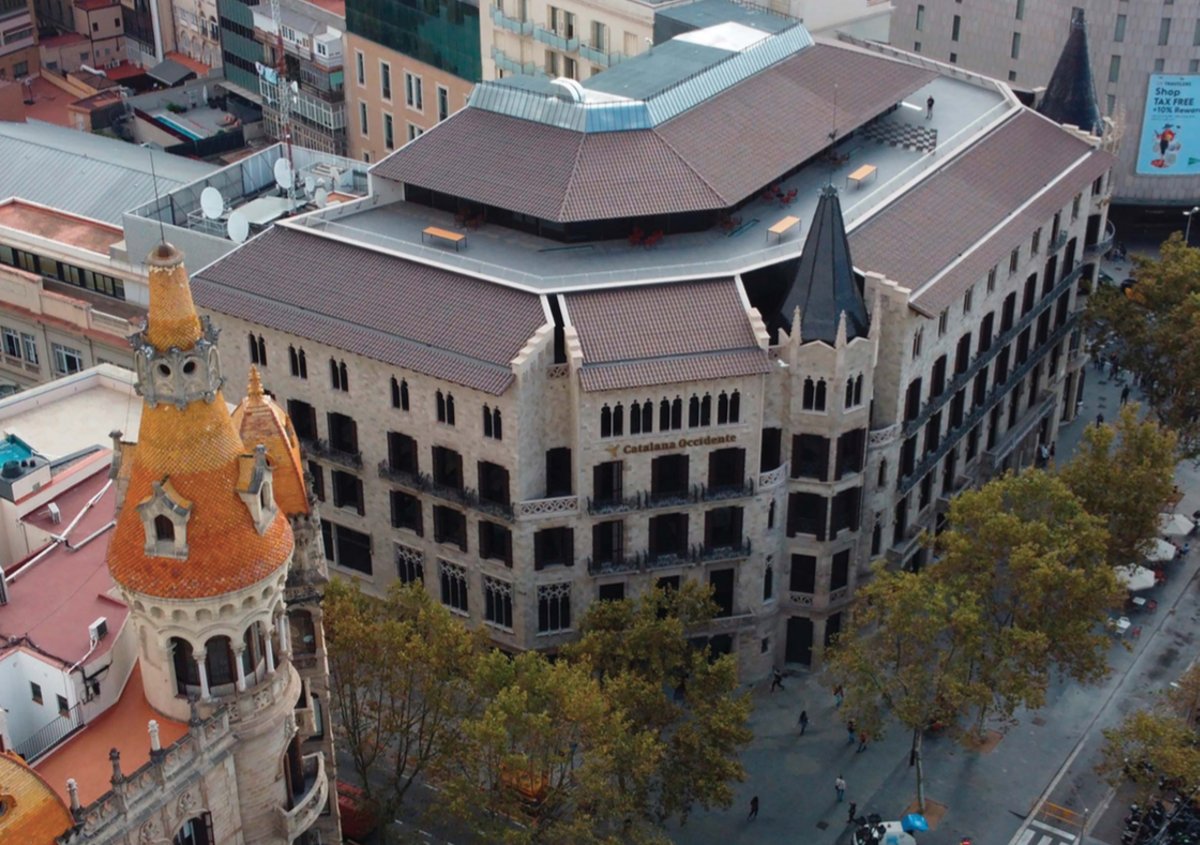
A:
[593,460,623,505]
[995,346,1011,386]
[387,431,418,476]
[931,355,947,398]
[318,411,355,456]
[440,560,468,613]
[432,446,463,490]
[592,519,624,565]
[979,312,995,353]
[538,583,571,633]
[792,434,829,480]
[484,577,513,629]
[391,490,422,535]
[546,447,572,496]
[649,512,688,558]
[710,568,734,618]
[535,526,574,569]
[1000,292,1017,332]
[761,427,782,471]
[836,429,866,479]
[1022,275,1037,316]
[308,461,324,501]
[651,454,689,500]
[433,506,467,550]
[901,436,917,477]
[391,377,409,410]
[704,506,743,550]
[830,487,861,535]
[966,425,980,461]
[708,447,746,491]
[893,495,909,545]
[787,492,827,540]
[951,389,966,430]
[329,523,372,574]
[332,470,364,514]
[478,521,512,566]
[925,411,941,455]
[289,400,318,443]
[904,377,923,422]
[790,554,816,593]
[590,19,606,49]
[1017,327,1031,365]
[831,549,850,591]
[477,461,511,508]
[955,333,972,375]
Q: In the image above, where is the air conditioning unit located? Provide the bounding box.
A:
[89,617,108,643]
[47,502,61,524]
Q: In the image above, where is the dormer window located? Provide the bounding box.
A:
[154,515,174,542]
[235,446,278,535]
[138,479,192,560]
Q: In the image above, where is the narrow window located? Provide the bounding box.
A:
[298,349,307,379]
[640,400,653,433]
[730,391,740,423]
[257,335,267,367]
[659,398,670,431]
[329,358,339,390]
[802,377,815,410]
[612,403,623,436]
[446,394,455,426]
[391,377,402,409]
[631,402,642,435]
[700,394,712,426]
[845,378,855,409]
[400,379,409,410]
[249,333,260,364]
[689,395,700,427]
[437,391,447,423]
[718,392,729,425]
[289,345,299,377]
[339,361,348,392]
[601,405,612,438]
[814,379,827,412]
[854,375,863,406]
[483,405,493,438]
[492,409,502,440]
[671,397,683,430]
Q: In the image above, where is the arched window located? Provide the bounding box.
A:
[802,377,816,410]
[446,394,455,426]
[640,400,653,433]
[241,624,261,678]
[718,392,729,424]
[845,377,855,409]
[289,345,299,377]
[329,358,339,390]
[436,391,447,423]
[174,813,213,845]
[689,395,700,427]
[205,636,236,687]
[259,485,269,510]
[671,397,683,430]
[483,405,493,438]
[257,336,267,367]
[154,515,174,542]
[631,401,642,435]
[700,394,712,426]
[400,379,409,410]
[391,377,401,409]
[729,390,740,423]
[612,403,624,436]
[659,398,671,431]
[601,405,612,438]
[814,379,827,412]
[171,637,199,696]
[492,408,502,440]
[854,374,864,406]
[298,349,307,379]
[763,565,774,601]
[338,361,349,392]
[249,333,260,365]
[878,459,888,488]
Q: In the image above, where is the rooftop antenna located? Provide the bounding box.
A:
[827,82,839,187]
[148,149,167,246]
[270,0,295,208]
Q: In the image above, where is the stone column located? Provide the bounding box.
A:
[196,650,210,700]
[277,614,290,655]
[264,623,276,675]
[234,646,248,692]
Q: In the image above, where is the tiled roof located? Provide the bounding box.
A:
[565,279,769,391]
[233,367,311,517]
[0,752,73,845]
[848,111,1116,314]
[372,45,934,223]
[193,227,547,396]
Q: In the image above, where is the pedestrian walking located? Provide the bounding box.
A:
[1183,541,1192,557]
[1121,385,1131,406]
[835,775,847,803]
[847,720,857,744]
[1095,413,1105,428]
[834,684,844,708]
[856,731,869,753]
[926,95,935,119]
[798,710,809,735]
[770,667,785,692]
[847,802,858,824]
[1049,441,1056,460]
[1038,443,1050,465]
[747,796,759,821]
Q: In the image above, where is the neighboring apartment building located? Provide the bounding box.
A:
[190,10,1113,677]
[72,0,126,66]
[172,0,222,68]
[345,0,479,163]
[0,122,215,387]
[889,0,1200,209]
[0,0,37,82]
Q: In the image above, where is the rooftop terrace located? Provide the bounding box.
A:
[296,73,1010,292]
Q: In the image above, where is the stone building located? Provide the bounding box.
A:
[188,15,1114,678]
[2,242,339,845]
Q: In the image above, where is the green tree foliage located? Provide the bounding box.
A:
[1085,233,1200,460]
[1059,404,1178,566]
[1098,706,1200,805]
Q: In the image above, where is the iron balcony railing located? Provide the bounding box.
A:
[586,481,754,516]
[376,460,514,521]
[1084,220,1116,258]
[587,539,751,575]
[302,438,362,470]
[13,702,85,762]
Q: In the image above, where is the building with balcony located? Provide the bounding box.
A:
[0,244,340,845]
[188,14,1113,678]
[0,0,37,82]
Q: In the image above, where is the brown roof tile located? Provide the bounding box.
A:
[193,227,548,396]
[849,111,1115,312]
[579,349,771,392]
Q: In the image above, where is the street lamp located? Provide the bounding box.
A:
[1184,206,1200,244]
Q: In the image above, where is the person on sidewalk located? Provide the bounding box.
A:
[798,710,809,735]
[1121,385,1131,406]
[1095,413,1105,429]
[747,796,759,821]
[834,684,844,708]
[926,95,935,119]
[835,775,847,803]
[847,802,858,824]
[770,668,785,692]
[847,720,857,744]
[856,731,869,753]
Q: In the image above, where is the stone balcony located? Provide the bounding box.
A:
[278,752,328,841]
[302,438,363,470]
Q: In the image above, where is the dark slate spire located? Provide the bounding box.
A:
[1037,10,1102,135]
[770,185,868,346]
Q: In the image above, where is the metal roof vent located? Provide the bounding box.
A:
[550,78,585,103]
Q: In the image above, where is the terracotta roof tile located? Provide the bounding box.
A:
[233,367,311,517]
[193,227,547,396]
[0,753,73,845]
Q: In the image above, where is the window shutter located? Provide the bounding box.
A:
[534,532,544,571]
[564,528,574,566]
[504,529,513,568]
[355,478,364,515]
[477,521,486,558]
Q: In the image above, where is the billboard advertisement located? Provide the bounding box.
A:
[1137,74,1200,175]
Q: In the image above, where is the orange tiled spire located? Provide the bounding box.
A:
[0,752,74,844]
[233,366,311,517]
[107,245,293,599]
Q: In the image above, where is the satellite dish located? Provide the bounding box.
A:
[273,158,292,190]
[314,187,328,208]
[304,175,316,195]
[227,211,250,244]
[200,186,224,220]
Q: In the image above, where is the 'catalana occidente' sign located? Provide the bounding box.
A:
[1137,75,1200,175]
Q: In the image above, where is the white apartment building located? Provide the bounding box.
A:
[189,14,1113,678]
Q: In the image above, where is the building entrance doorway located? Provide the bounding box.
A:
[785,616,813,665]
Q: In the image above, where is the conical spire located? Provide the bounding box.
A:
[247,365,266,404]
[1037,10,1102,135]
[144,243,203,352]
[770,185,868,345]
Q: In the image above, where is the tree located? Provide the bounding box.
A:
[433,650,667,845]
[824,566,987,812]
[564,583,753,826]
[324,578,483,828]
[1097,706,1200,805]
[1059,404,1178,567]
[931,470,1125,731]
[1085,233,1200,460]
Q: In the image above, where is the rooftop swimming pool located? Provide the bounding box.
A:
[155,115,205,142]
